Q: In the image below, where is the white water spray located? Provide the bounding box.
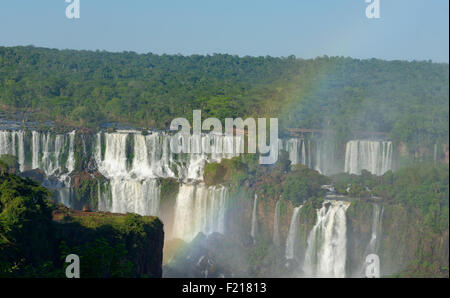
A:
[172,184,228,241]
[285,205,303,260]
[303,200,350,278]
[345,140,393,175]
[250,194,258,241]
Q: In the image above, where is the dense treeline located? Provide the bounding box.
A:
[0,46,448,150]
[333,163,449,233]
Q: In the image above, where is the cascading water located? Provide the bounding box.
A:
[32,131,40,170]
[16,131,25,172]
[0,131,24,169]
[0,130,75,177]
[93,131,241,218]
[172,184,228,241]
[0,131,12,156]
[98,178,161,216]
[96,132,129,177]
[358,204,384,276]
[281,138,310,167]
[40,133,64,176]
[250,194,258,242]
[130,133,176,179]
[273,199,282,246]
[314,138,340,176]
[96,131,242,180]
[303,200,350,278]
[0,130,77,208]
[66,131,76,173]
[285,205,302,260]
[365,204,384,254]
[95,132,162,216]
[344,140,393,176]
[280,137,341,175]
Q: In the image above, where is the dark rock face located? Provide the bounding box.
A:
[20,168,46,183]
[53,208,165,278]
[346,202,449,277]
[180,191,449,278]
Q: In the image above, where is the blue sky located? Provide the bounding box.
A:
[0,0,448,62]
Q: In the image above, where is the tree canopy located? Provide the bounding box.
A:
[0,46,448,150]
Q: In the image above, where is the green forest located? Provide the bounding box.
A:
[0,45,448,277]
[0,161,163,277]
[0,46,448,151]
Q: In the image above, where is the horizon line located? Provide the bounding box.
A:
[1,44,448,65]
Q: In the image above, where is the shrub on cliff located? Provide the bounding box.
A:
[282,165,329,205]
[0,172,54,276]
[0,155,19,174]
[204,157,246,186]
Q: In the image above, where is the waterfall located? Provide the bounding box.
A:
[0,130,77,207]
[0,131,25,169]
[96,131,242,181]
[0,131,18,170]
[301,139,306,165]
[93,131,241,225]
[66,131,76,173]
[279,137,393,177]
[314,139,338,176]
[95,132,162,216]
[1,130,75,211]
[250,194,258,241]
[314,140,323,174]
[172,184,196,240]
[94,131,238,240]
[32,131,40,169]
[16,131,25,172]
[344,140,393,176]
[285,205,302,260]
[97,178,160,217]
[40,133,64,176]
[131,133,176,179]
[282,138,310,166]
[1,130,75,176]
[1,129,240,227]
[281,137,341,175]
[172,184,228,241]
[366,204,384,254]
[273,199,282,246]
[286,139,299,165]
[96,132,129,177]
[358,204,384,276]
[0,131,12,156]
[97,180,110,212]
[303,200,350,278]
[57,187,73,209]
[107,178,160,216]
[308,140,312,168]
